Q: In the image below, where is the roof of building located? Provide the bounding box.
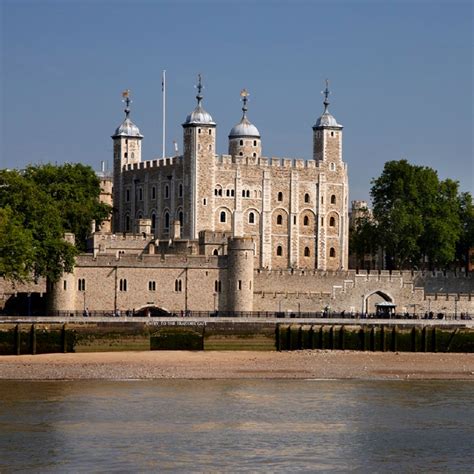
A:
[112,91,143,138]
[228,89,260,139]
[183,74,216,126]
[312,80,343,130]
[113,117,143,138]
[183,104,215,126]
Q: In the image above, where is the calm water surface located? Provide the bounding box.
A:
[0,380,472,472]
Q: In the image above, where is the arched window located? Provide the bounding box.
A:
[138,188,143,201]
[304,247,310,257]
[165,185,169,199]
[226,189,230,197]
[329,247,336,258]
[125,215,130,231]
[179,211,184,227]
[119,279,127,292]
[148,281,156,291]
[303,216,309,226]
[239,152,243,156]
[213,249,219,256]
[78,279,86,291]
[330,216,336,227]
[151,186,156,200]
[240,140,243,146]
[242,190,246,197]
[175,279,182,292]
[253,140,257,146]
[151,213,156,232]
[277,214,283,225]
[246,190,250,198]
[277,192,283,202]
[276,245,283,256]
[179,184,183,197]
[331,195,336,204]
[164,212,170,229]
[304,193,310,203]
[220,211,226,223]
[249,212,255,224]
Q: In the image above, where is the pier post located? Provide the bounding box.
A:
[370,327,376,351]
[339,326,345,350]
[30,324,36,355]
[421,327,428,352]
[359,327,366,351]
[14,324,21,355]
[432,327,437,353]
[391,326,398,352]
[62,324,68,353]
[411,327,417,352]
[380,325,386,352]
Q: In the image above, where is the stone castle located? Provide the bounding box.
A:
[44,78,472,316]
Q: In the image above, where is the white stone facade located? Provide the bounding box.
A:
[112,85,349,272]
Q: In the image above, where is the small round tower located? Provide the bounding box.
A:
[228,89,261,158]
[48,233,77,313]
[227,237,255,313]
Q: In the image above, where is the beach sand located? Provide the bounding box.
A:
[0,351,473,380]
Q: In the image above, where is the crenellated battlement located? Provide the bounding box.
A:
[216,155,319,169]
[122,155,183,172]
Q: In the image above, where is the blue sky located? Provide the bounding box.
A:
[1,0,472,202]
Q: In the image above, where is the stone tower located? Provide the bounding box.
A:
[228,89,262,159]
[226,237,255,312]
[112,90,143,232]
[312,81,348,270]
[182,75,217,239]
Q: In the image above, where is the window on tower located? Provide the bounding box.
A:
[277,214,283,225]
[331,195,336,204]
[277,192,283,202]
[276,245,283,256]
[220,211,226,223]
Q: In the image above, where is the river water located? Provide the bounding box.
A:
[0,380,472,472]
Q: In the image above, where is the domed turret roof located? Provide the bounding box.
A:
[182,74,216,126]
[312,80,343,130]
[183,104,215,126]
[313,111,341,129]
[229,116,260,138]
[228,89,260,138]
[112,90,143,138]
[113,117,143,138]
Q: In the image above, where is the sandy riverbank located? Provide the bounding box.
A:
[1,351,473,380]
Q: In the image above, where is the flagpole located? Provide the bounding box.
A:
[162,70,166,159]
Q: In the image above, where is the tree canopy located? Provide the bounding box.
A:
[351,160,472,271]
[0,163,110,282]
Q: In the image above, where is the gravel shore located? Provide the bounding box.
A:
[1,351,473,380]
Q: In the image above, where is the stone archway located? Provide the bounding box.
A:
[364,291,393,314]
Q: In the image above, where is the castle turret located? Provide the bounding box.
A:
[312,80,343,163]
[49,233,77,313]
[312,81,348,271]
[112,90,143,232]
[182,75,216,239]
[228,89,261,159]
[227,237,255,312]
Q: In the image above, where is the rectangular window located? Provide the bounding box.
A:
[126,189,130,202]
[148,281,156,291]
[238,280,242,290]
[63,280,67,290]
[152,186,156,200]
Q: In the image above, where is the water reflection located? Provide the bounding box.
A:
[0,380,472,472]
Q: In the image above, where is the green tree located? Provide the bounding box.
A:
[370,160,463,270]
[349,209,379,269]
[0,207,35,281]
[457,192,474,272]
[0,163,108,282]
[23,163,110,251]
